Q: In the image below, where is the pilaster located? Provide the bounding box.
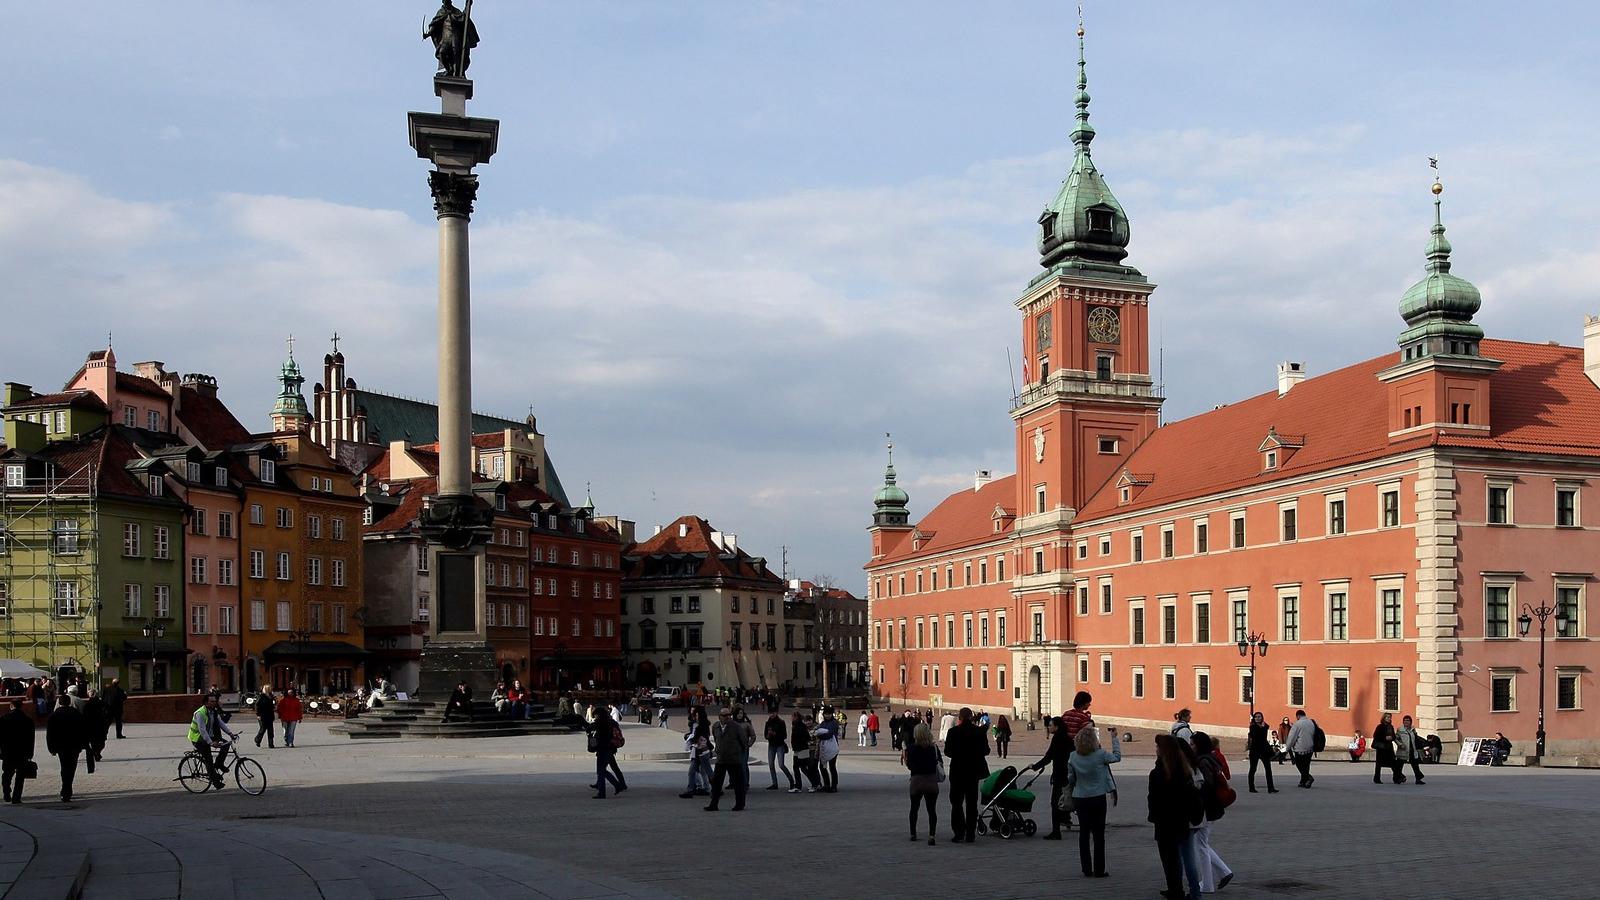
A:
[1412,453,1461,742]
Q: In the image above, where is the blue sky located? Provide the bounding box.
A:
[5,2,1599,587]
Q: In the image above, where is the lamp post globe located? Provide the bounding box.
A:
[1518,613,1533,637]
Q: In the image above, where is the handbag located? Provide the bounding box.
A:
[22,760,37,779]
[936,755,946,784]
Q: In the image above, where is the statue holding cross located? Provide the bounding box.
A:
[425,0,479,78]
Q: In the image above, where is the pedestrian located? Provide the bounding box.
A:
[441,681,474,723]
[904,722,942,845]
[1067,725,1121,878]
[938,709,956,746]
[657,705,669,728]
[857,709,869,748]
[889,709,902,750]
[46,702,90,803]
[764,709,796,792]
[679,706,713,798]
[1148,733,1203,900]
[1,699,36,804]
[1190,732,1235,892]
[588,706,627,798]
[791,712,821,792]
[1028,716,1075,839]
[253,687,276,748]
[1171,708,1195,746]
[278,689,303,748]
[995,715,1012,759]
[733,705,757,787]
[898,710,918,750]
[103,678,127,739]
[867,708,880,747]
[1372,712,1398,783]
[942,707,990,843]
[1286,709,1318,788]
[1395,715,1426,785]
[82,690,110,763]
[1063,691,1094,741]
[815,707,842,792]
[704,706,752,812]
[1245,711,1278,793]
[1276,716,1292,746]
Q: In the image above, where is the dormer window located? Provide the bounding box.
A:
[1087,208,1114,232]
[259,459,276,484]
[1264,450,1278,470]
[1119,487,1130,504]
[5,464,23,488]
[495,494,506,511]
[214,469,228,488]
[1040,212,1058,241]
[148,473,163,497]
[187,462,201,483]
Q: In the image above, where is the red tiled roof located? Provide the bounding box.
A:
[5,390,108,412]
[116,372,169,399]
[471,434,507,449]
[625,515,782,584]
[176,386,252,450]
[368,477,434,534]
[1076,338,1600,520]
[877,475,1016,564]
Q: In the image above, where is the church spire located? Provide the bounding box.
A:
[271,334,310,433]
[1397,168,1484,360]
[1035,10,1141,283]
[871,434,911,528]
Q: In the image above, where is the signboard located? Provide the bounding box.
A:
[1457,738,1499,766]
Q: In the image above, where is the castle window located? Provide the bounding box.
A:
[1098,437,1118,454]
[1095,355,1113,382]
[1087,208,1113,231]
[1040,212,1058,240]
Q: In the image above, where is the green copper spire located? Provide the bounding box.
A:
[272,338,310,421]
[1397,177,1483,358]
[872,435,910,527]
[1034,14,1143,284]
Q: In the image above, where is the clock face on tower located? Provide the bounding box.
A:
[1035,311,1053,350]
[1087,306,1120,344]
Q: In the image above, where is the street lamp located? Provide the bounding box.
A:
[1517,600,1571,759]
[140,618,166,693]
[1237,631,1270,718]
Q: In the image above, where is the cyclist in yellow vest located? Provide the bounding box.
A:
[188,693,241,789]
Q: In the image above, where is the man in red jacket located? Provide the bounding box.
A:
[277,690,304,749]
[866,710,880,747]
[1062,691,1094,740]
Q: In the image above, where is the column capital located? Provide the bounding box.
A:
[428,170,479,219]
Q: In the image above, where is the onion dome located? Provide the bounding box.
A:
[1397,181,1484,359]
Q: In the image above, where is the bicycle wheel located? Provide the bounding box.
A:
[177,754,213,794]
[234,757,267,796]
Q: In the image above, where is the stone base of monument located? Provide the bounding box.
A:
[417,642,498,699]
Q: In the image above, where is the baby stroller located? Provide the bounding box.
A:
[976,765,1041,839]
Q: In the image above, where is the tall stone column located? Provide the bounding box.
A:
[409,75,500,696]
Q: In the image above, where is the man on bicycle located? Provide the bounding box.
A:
[188,692,240,789]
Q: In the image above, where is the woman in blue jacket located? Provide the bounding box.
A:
[1066,725,1121,878]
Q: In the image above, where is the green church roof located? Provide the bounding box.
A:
[1397,183,1483,348]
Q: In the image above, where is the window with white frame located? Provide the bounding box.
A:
[1280,503,1298,542]
[1129,600,1145,645]
[1330,669,1350,709]
[1555,582,1582,638]
[123,523,141,557]
[1131,531,1143,562]
[250,600,266,630]
[1230,591,1249,643]
[1490,670,1516,712]
[332,558,345,587]
[1100,579,1113,614]
[1380,670,1402,712]
[218,511,234,539]
[1162,667,1177,700]
[1193,596,1211,643]
[1287,669,1306,707]
[1556,484,1580,528]
[1161,599,1177,644]
[1076,585,1089,616]
[54,519,79,554]
[1196,667,1210,702]
[124,583,141,617]
[1032,610,1044,642]
[191,604,208,635]
[1327,494,1347,535]
[259,459,276,483]
[1239,669,1254,705]
[153,584,171,618]
[249,504,264,526]
[276,507,292,529]
[249,550,264,579]
[276,551,291,581]
[1100,655,1112,683]
[1231,511,1246,548]
[1098,534,1111,555]
[1194,518,1208,554]
[308,515,321,539]
[153,526,170,559]
[0,581,8,617]
[1131,666,1145,698]
[1485,581,1513,638]
[1557,669,1581,710]
[1380,586,1403,639]
[5,465,23,488]
[219,605,235,635]
[1078,655,1089,683]
[1487,480,1512,525]
[1279,590,1300,641]
[190,556,207,584]
[1326,587,1349,641]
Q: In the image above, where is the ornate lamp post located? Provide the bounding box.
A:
[1237,631,1269,718]
[1517,600,1570,759]
[140,618,166,693]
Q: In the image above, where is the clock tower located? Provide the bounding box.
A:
[1010,21,1163,530]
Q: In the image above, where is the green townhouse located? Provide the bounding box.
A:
[2,388,191,692]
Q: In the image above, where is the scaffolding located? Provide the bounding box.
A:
[0,461,101,681]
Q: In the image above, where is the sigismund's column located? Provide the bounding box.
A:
[408,13,500,698]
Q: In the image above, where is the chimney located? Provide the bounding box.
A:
[724,533,737,553]
[181,374,219,399]
[653,524,663,536]
[1276,361,1306,397]
[1585,316,1600,389]
[710,530,725,552]
[974,469,993,491]
[678,522,689,538]
[133,361,167,382]
[3,383,35,408]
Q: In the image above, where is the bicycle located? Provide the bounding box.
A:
[175,737,267,796]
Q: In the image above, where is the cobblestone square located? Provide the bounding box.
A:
[2,720,1597,899]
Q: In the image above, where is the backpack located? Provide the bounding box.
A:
[1195,757,1229,821]
[1311,722,1327,753]
[611,723,626,748]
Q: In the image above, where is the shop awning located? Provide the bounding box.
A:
[261,640,368,660]
[0,659,49,679]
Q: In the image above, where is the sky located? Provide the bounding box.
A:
[4,2,1599,591]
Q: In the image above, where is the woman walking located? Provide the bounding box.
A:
[1245,711,1277,793]
[679,706,713,798]
[764,709,795,792]
[1372,712,1398,784]
[588,706,627,798]
[1395,715,1425,784]
[1148,734,1203,900]
[815,708,842,792]
[903,722,942,844]
[791,712,821,792]
[1191,733,1234,892]
[994,715,1012,759]
[1067,725,1121,878]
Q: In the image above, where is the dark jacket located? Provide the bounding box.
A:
[905,743,942,777]
[256,693,276,721]
[82,697,111,740]
[1147,763,1203,834]
[45,706,88,756]
[764,715,788,748]
[1373,721,1397,762]
[1247,720,1272,757]
[103,684,127,712]
[942,721,990,782]
[590,715,618,754]
[1032,724,1076,777]
[0,707,35,764]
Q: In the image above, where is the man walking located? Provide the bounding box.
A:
[46,701,90,802]
[1286,709,1318,788]
[82,690,110,764]
[278,689,304,748]
[253,688,276,748]
[942,707,990,843]
[704,706,752,812]
[857,709,869,748]
[867,708,880,747]
[765,709,795,791]
[0,699,35,804]
[1027,716,1074,839]
[103,678,127,739]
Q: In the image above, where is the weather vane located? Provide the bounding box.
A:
[1429,156,1442,195]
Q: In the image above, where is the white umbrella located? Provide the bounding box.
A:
[0,659,50,680]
